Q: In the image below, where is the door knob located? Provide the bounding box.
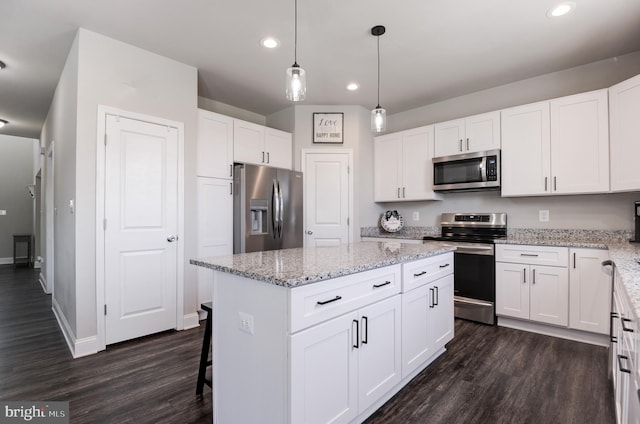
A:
[307,231,313,235]
[167,236,176,242]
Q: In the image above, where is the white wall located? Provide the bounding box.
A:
[367,51,640,231]
[42,28,198,348]
[0,135,37,261]
[198,96,266,125]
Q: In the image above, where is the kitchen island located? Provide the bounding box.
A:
[191,241,455,424]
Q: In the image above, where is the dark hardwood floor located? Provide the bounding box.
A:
[1,265,615,424]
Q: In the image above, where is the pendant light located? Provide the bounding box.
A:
[371,25,386,133]
[286,0,306,101]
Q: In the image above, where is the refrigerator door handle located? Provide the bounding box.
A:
[272,179,279,239]
[278,180,284,239]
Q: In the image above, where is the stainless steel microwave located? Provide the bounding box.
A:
[432,149,500,192]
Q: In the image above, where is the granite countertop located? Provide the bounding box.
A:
[190,241,454,288]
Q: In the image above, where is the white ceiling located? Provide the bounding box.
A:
[1,0,640,139]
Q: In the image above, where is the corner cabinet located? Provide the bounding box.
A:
[373,125,442,202]
[501,89,609,196]
[610,73,640,192]
[433,111,500,157]
[234,119,292,169]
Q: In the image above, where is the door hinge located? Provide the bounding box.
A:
[104,304,107,315]
[103,219,107,230]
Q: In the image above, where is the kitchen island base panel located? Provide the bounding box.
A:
[210,267,450,424]
[497,316,608,347]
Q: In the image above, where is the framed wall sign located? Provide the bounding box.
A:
[313,112,344,144]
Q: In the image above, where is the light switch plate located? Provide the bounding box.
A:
[0,210,6,216]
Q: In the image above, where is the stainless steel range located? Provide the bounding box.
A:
[423,213,507,325]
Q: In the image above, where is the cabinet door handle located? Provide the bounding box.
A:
[414,271,427,277]
[361,316,368,345]
[573,252,576,269]
[317,295,342,306]
[267,152,270,164]
[523,268,527,284]
[618,354,632,374]
[459,139,463,152]
[611,312,619,343]
[229,164,233,178]
[466,138,469,151]
[622,317,635,333]
[429,288,435,308]
[554,176,557,191]
[397,187,401,198]
[262,151,265,163]
[403,187,406,198]
[373,281,391,289]
[352,319,359,349]
[545,176,548,191]
[439,263,450,269]
[532,268,536,284]
[434,286,439,306]
[230,182,233,195]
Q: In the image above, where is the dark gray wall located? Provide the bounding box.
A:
[0,135,36,261]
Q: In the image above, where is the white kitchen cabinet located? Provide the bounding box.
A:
[496,245,569,327]
[568,248,611,335]
[500,101,551,196]
[610,73,640,192]
[401,253,454,378]
[196,109,234,179]
[234,119,292,169]
[550,89,609,194]
[196,177,233,306]
[291,294,402,424]
[373,125,441,202]
[501,89,609,196]
[434,111,500,157]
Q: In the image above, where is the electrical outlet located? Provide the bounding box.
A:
[0,210,6,216]
[539,210,550,222]
[413,211,420,221]
[238,312,254,335]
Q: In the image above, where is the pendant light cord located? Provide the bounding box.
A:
[294,0,298,65]
[376,34,380,108]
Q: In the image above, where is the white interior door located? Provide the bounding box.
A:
[303,150,351,247]
[104,115,178,345]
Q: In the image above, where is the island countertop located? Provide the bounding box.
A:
[190,241,454,288]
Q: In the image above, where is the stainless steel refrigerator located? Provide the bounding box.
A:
[233,163,303,253]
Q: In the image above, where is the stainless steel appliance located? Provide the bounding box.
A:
[423,212,507,325]
[432,149,500,192]
[632,200,640,243]
[233,163,303,253]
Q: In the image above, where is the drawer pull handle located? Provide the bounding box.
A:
[618,354,632,374]
[439,263,450,268]
[373,281,391,289]
[621,317,635,333]
[520,254,539,257]
[317,295,342,306]
[414,271,427,277]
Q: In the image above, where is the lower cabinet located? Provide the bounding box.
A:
[569,248,611,334]
[402,274,454,378]
[290,295,402,424]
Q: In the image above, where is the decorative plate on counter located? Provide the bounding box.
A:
[380,210,405,233]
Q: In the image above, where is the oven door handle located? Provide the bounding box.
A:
[454,245,494,255]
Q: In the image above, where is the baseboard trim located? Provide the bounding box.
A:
[0,257,12,265]
[497,316,608,347]
[38,273,49,294]
[52,297,99,358]
[183,312,200,330]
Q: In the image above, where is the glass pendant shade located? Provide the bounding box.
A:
[371,106,386,133]
[286,64,306,101]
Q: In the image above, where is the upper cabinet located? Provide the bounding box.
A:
[197,109,234,179]
[610,74,640,192]
[234,119,292,170]
[501,89,609,196]
[434,111,500,157]
[374,125,442,202]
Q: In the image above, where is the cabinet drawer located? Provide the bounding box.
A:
[496,244,568,267]
[289,265,401,333]
[402,253,454,292]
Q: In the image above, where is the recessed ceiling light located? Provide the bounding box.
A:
[547,2,576,17]
[0,119,8,128]
[260,37,279,49]
[346,83,359,91]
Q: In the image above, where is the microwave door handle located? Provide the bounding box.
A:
[481,156,487,182]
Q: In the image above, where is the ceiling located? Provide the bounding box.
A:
[2,0,640,139]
